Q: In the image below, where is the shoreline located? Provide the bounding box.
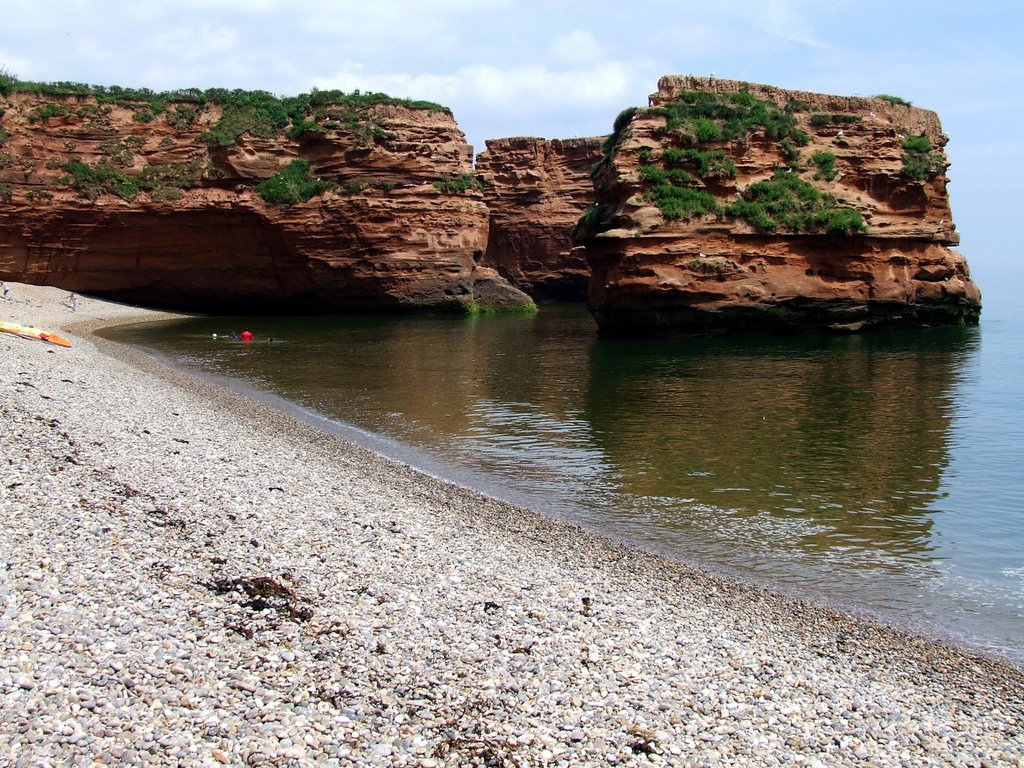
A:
[2,284,1022,766]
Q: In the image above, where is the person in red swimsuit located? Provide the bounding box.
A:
[240,329,254,342]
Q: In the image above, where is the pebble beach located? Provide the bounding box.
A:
[2,284,1022,767]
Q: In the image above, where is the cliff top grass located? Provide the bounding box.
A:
[0,69,448,147]
[582,87,867,236]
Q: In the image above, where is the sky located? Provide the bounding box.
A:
[3,0,1023,306]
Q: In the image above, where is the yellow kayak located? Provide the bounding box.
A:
[0,321,72,347]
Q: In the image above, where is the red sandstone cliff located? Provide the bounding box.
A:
[476,136,603,301]
[576,76,981,335]
[0,89,532,313]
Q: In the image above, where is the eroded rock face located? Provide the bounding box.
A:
[476,136,604,302]
[0,91,532,313]
[577,77,981,336]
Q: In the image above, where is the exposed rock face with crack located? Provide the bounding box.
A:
[576,77,981,336]
[476,136,603,302]
[0,90,532,313]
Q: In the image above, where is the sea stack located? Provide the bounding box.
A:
[576,76,981,336]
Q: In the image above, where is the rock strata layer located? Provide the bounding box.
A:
[0,90,532,313]
[577,76,981,336]
[476,136,603,301]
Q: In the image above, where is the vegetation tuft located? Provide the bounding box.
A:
[59,160,139,201]
[256,158,334,206]
[58,158,207,201]
[645,183,720,221]
[726,171,865,234]
[592,107,638,173]
[811,151,837,181]
[27,102,70,123]
[810,113,862,127]
[433,172,482,193]
[662,147,736,179]
[651,89,811,147]
[0,66,19,97]
[572,204,609,237]
[900,134,943,181]
[875,94,912,107]
[1,75,447,147]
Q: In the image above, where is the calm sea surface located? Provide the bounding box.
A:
[103,303,1024,665]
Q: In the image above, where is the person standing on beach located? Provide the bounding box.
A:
[1,281,10,300]
[240,328,254,342]
[68,292,78,312]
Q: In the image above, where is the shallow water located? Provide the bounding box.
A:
[104,304,1024,664]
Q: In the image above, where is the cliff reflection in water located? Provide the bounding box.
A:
[584,327,976,572]
[105,306,978,595]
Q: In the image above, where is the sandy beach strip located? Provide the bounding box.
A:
[1,283,1022,767]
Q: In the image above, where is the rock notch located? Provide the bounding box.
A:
[476,136,604,302]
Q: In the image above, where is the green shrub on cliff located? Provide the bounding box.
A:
[0,183,12,202]
[257,158,334,206]
[433,173,482,193]
[653,89,807,147]
[779,138,801,167]
[637,158,724,221]
[726,171,866,234]
[166,105,199,130]
[286,116,325,140]
[605,107,638,152]
[0,67,16,97]
[59,160,138,200]
[201,90,292,146]
[99,135,147,167]
[590,107,639,174]
[644,184,720,221]
[0,76,448,148]
[809,113,861,128]
[638,164,669,185]
[900,134,943,181]
[812,151,837,181]
[27,102,70,123]
[201,88,444,147]
[137,160,207,196]
[662,147,736,179]
[59,158,206,201]
[572,204,609,237]
[876,94,912,107]
[639,161,696,187]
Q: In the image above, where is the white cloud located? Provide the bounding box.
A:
[750,0,831,49]
[147,24,240,62]
[314,59,635,117]
[550,30,604,64]
[0,52,34,79]
[312,58,646,147]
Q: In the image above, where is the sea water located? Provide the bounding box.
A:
[103,301,1024,665]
